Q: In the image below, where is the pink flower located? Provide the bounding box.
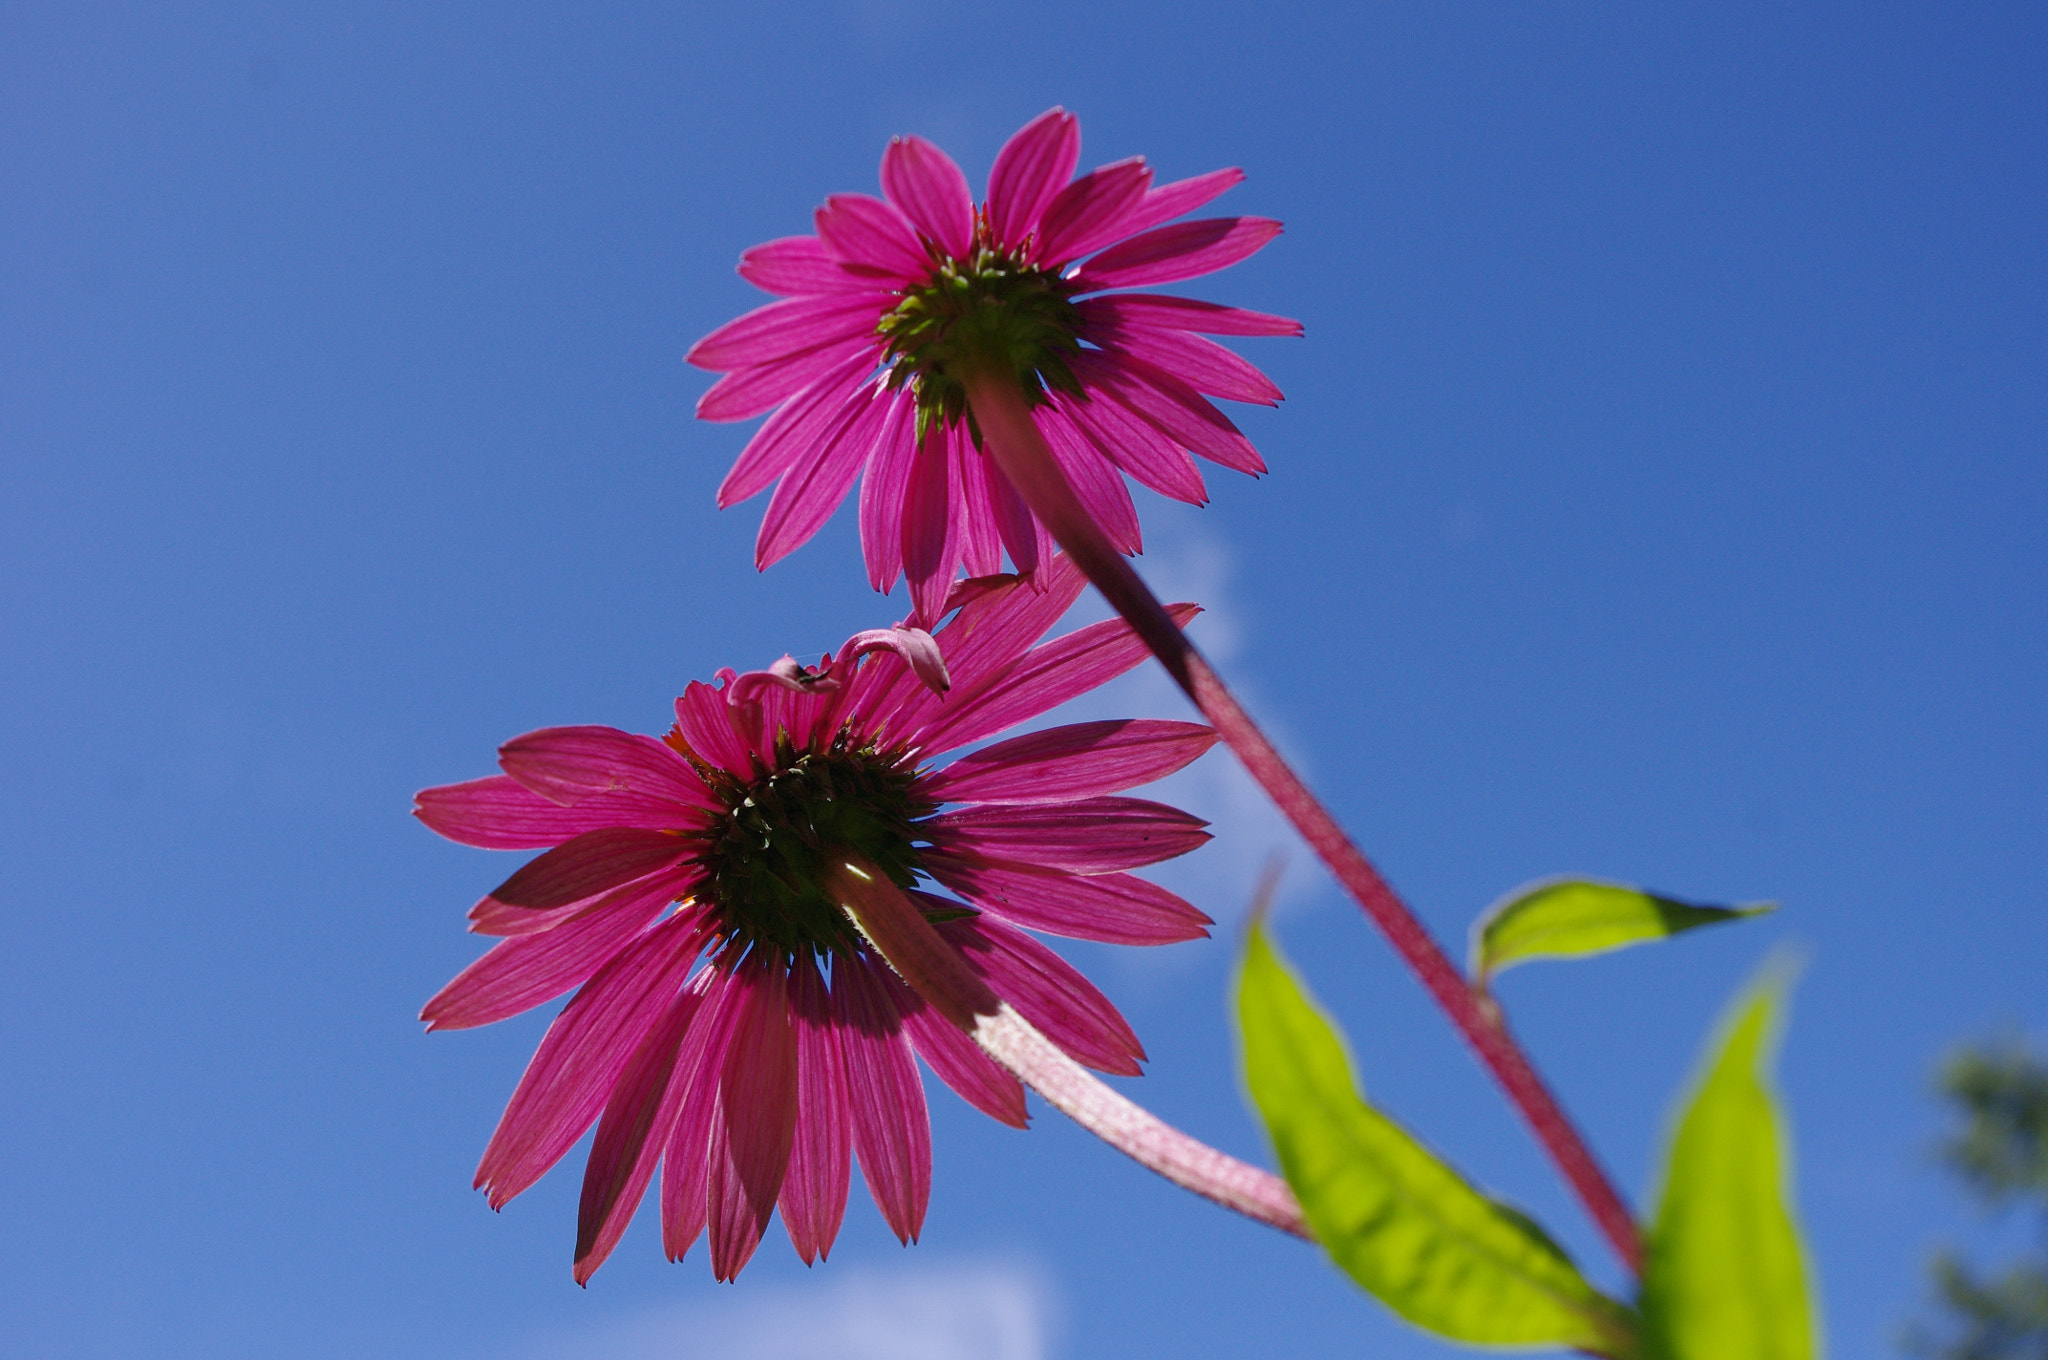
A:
[417,560,1218,1282]
[688,107,1300,623]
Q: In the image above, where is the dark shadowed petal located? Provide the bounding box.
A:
[936,912,1147,1075]
[982,455,1048,578]
[880,135,974,260]
[901,427,958,626]
[779,955,853,1264]
[499,725,717,812]
[831,955,932,1244]
[815,193,931,283]
[716,351,880,508]
[924,718,1218,805]
[423,888,675,1030]
[708,961,799,1280]
[478,827,690,915]
[1035,158,1152,265]
[876,960,1028,1128]
[923,851,1213,945]
[738,236,888,296]
[1071,216,1283,291]
[687,294,886,372]
[986,108,1080,252]
[1077,293,1303,338]
[925,796,1211,874]
[467,863,703,938]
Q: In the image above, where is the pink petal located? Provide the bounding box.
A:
[923,852,1213,945]
[831,955,932,1244]
[1071,216,1283,291]
[738,236,886,296]
[815,193,931,283]
[687,294,886,372]
[779,955,853,1264]
[1037,405,1142,554]
[695,336,875,423]
[756,381,890,569]
[660,961,751,1263]
[1087,324,1283,406]
[880,135,974,260]
[499,725,717,813]
[936,912,1146,1075]
[1073,350,1266,475]
[423,887,674,1030]
[572,973,709,1283]
[926,796,1211,874]
[857,390,918,593]
[415,775,667,852]
[716,352,879,508]
[1061,388,1209,505]
[982,455,1048,577]
[902,427,958,627]
[952,423,1003,578]
[476,827,690,916]
[672,681,755,777]
[1076,292,1303,338]
[708,961,799,1281]
[1111,167,1245,240]
[918,603,1199,753]
[876,960,1027,1128]
[924,718,1218,805]
[467,864,703,937]
[1035,158,1153,265]
[474,911,707,1208]
[986,108,1080,252]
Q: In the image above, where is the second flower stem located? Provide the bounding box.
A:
[962,368,1645,1276]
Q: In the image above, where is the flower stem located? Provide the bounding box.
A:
[960,368,1645,1275]
[827,856,1311,1241]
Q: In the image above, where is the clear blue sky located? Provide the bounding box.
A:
[4,3,2042,1356]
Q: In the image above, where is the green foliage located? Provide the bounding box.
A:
[1470,878,1773,987]
[1640,962,1818,1360]
[1908,1041,2048,1360]
[1236,921,1641,1356]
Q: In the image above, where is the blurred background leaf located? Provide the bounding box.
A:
[1471,878,1774,987]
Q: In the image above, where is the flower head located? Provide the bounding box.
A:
[689,107,1300,622]
[417,560,1218,1281]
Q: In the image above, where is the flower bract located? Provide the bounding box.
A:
[689,107,1300,622]
[416,560,1219,1281]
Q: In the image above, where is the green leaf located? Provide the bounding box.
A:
[1471,878,1775,985]
[1236,921,1641,1355]
[1641,961,1818,1359]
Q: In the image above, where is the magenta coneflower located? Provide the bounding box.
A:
[687,107,1300,622]
[416,559,1218,1282]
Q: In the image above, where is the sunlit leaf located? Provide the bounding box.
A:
[1237,921,1641,1355]
[1641,961,1818,1359]
[1471,878,1774,985]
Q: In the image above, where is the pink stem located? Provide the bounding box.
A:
[961,368,1645,1276]
[827,857,1311,1240]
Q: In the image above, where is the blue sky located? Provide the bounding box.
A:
[4,2,2043,1356]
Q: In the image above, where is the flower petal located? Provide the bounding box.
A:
[423,887,676,1030]
[815,193,931,283]
[1077,292,1303,338]
[1071,216,1283,291]
[779,954,853,1264]
[716,351,879,508]
[987,108,1080,252]
[695,336,874,423]
[415,775,666,851]
[877,960,1027,1128]
[857,388,918,593]
[924,718,1218,805]
[1073,349,1266,475]
[982,455,1048,577]
[756,381,890,569]
[952,422,1004,578]
[936,912,1146,1075]
[738,236,886,296]
[881,135,974,259]
[1086,324,1283,406]
[832,954,931,1244]
[1061,388,1209,505]
[672,681,755,777]
[708,961,799,1281]
[660,961,752,1263]
[499,725,717,812]
[924,852,1212,945]
[926,796,1211,874]
[687,294,886,372]
[902,427,958,627]
[477,827,690,916]
[1035,158,1152,265]
[1110,167,1245,240]
[1038,405,1143,554]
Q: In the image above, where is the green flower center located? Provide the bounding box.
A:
[696,738,936,962]
[876,245,1086,442]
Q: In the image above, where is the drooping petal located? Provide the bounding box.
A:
[876,960,1027,1128]
[499,726,717,812]
[1071,216,1283,291]
[695,336,875,423]
[708,961,799,1281]
[415,775,668,852]
[857,388,918,593]
[922,718,1218,805]
[951,422,1004,578]
[738,236,887,296]
[1072,349,1266,475]
[779,954,853,1264]
[917,604,1199,753]
[716,351,879,508]
[1035,158,1152,265]
[1108,167,1245,241]
[756,381,890,569]
[660,961,751,1262]
[1037,405,1143,554]
[424,886,674,1030]
[468,863,703,938]
[1086,324,1283,406]
[936,912,1146,1075]
[924,796,1211,874]
[1061,388,1209,506]
[982,454,1048,578]
[901,427,958,627]
[923,852,1212,945]
[1077,292,1303,338]
[831,954,932,1244]
[815,193,931,284]
[880,135,974,260]
[573,971,711,1283]
[474,912,707,1208]
[986,108,1080,252]
[475,827,690,916]
[687,294,887,372]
